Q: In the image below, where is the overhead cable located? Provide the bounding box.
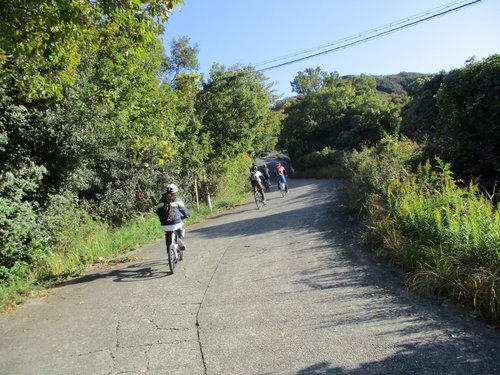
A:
[256,0,485,72]
[254,0,473,67]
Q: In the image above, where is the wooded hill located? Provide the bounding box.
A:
[344,72,428,95]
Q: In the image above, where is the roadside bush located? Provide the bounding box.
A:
[0,161,49,279]
[391,163,500,323]
[296,147,341,169]
[343,135,500,324]
[205,153,252,208]
[79,148,173,226]
[387,160,500,267]
[342,135,420,205]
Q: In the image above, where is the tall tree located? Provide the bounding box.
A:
[434,55,500,189]
[400,55,500,192]
[197,65,277,160]
[281,75,401,162]
[290,67,338,96]
[0,0,182,99]
[166,36,200,76]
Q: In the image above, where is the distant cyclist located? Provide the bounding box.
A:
[274,162,289,193]
[156,183,190,250]
[249,166,267,205]
[261,163,271,191]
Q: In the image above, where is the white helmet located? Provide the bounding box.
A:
[165,183,179,193]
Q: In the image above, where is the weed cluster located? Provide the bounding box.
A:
[343,136,500,325]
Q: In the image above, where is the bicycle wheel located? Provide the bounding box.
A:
[259,195,265,208]
[254,191,262,209]
[167,244,176,273]
[177,240,183,261]
[279,182,286,198]
[166,232,177,273]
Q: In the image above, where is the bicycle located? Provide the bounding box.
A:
[278,180,287,198]
[165,230,183,273]
[254,189,265,209]
[264,178,271,192]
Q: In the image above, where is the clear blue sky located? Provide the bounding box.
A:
[163,0,499,98]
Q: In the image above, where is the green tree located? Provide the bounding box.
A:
[197,65,277,160]
[290,67,338,96]
[166,36,200,76]
[434,55,500,190]
[400,55,500,192]
[195,64,279,196]
[400,73,445,142]
[0,0,182,100]
[281,75,402,164]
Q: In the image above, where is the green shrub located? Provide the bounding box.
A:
[343,135,500,324]
[204,153,252,208]
[342,135,420,205]
[296,147,340,169]
[345,138,500,323]
[387,160,500,267]
[0,162,49,277]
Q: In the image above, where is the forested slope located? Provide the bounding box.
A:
[0,1,281,307]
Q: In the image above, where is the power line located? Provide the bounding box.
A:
[256,0,486,72]
[254,0,473,67]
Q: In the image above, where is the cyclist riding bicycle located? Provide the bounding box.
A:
[156,183,190,250]
[249,166,267,205]
[262,163,271,190]
[274,162,289,193]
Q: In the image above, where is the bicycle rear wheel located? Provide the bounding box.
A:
[167,244,176,273]
[254,191,263,209]
[178,243,183,261]
[166,232,177,273]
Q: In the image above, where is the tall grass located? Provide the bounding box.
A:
[0,188,248,310]
[0,213,164,309]
[388,161,500,267]
[344,135,500,324]
[386,161,500,323]
[39,214,163,278]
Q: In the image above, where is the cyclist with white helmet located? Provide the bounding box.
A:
[156,183,190,250]
[249,165,267,204]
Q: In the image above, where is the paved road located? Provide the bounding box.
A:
[1,179,499,375]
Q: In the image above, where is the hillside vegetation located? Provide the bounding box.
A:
[0,1,281,308]
[280,57,500,324]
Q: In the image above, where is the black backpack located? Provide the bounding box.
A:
[156,198,174,225]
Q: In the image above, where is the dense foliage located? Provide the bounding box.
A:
[401,55,500,193]
[343,137,499,323]
[280,57,499,324]
[280,73,402,168]
[0,1,281,306]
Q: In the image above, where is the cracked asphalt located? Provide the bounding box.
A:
[1,179,499,375]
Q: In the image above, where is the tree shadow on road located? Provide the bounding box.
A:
[295,340,499,374]
[189,179,337,240]
[188,178,500,371]
[289,183,500,374]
